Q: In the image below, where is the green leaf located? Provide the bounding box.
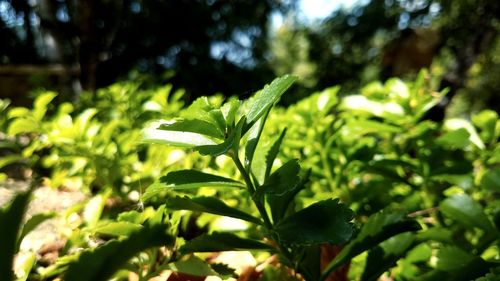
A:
[64,224,175,281]
[196,116,245,156]
[347,119,402,134]
[472,110,498,143]
[431,248,494,281]
[320,211,421,281]
[0,188,32,281]
[180,232,274,254]
[93,221,143,237]
[7,107,30,118]
[0,154,24,169]
[258,159,301,196]
[166,196,263,225]
[221,98,241,126]
[210,263,237,279]
[164,255,218,277]
[437,246,475,271]
[249,128,287,185]
[14,252,36,281]
[267,169,309,224]
[180,97,226,134]
[481,168,500,192]
[440,194,495,231]
[142,170,245,201]
[361,233,415,281]
[245,115,266,168]
[246,75,296,125]
[83,190,111,228]
[33,92,57,121]
[74,108,98,131]
[274,198,354,246]
[7,118,40,135]
[444,118,485,149]
[436,128,471,149]
[142,122,217,147]
[17,212,55,251]
[264,128,287,179]
[159,119,224,139]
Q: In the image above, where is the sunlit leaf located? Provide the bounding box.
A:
[7,118,40,135]
[246,75,296,125]
[142,122,217,147]
[159,119,224,139]
[17,212,55,251]
[93,221,143,237]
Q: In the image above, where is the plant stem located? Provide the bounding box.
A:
[232,152,255,194]
[230,151,273,228]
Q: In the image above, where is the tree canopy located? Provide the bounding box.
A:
[0,0,498,115]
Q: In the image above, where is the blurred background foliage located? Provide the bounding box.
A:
[0,0,499,116]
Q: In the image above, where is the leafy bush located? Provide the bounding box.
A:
[4,82,199,196]
[1,73,500,280]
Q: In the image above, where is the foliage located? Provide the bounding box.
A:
[4,81,196,195]
[1,73,500,280]
[141,75,421,280]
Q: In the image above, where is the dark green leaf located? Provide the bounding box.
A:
[180,232,274,254]
[258,159,301,196]
[65,224,175,281]
[142,170,245,201]
[361,233,415,281]
[320,211,421,281]
[364,161,416,187]
[474,267,500,281]
[267,169,309,224]
[274,198,354,246]
[0,188,32,281]
[210,263,238,279]
[432,254,494,281]
[246,75,296,125]
[440,194,495,231]
[481,168,500,192]
[297,245,321,281]
[166,196,263,225]
[437,246,475,271]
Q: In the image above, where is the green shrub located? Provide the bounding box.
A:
[2,73,500,280]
